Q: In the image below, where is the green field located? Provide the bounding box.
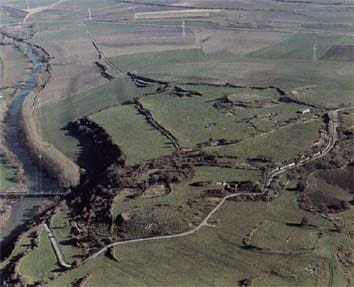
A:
[0,157,17,191]
[134,50,353,109]
[248,33,354,60]
[193,166,261,183]
[111,182,205,234]
[207,120,322,164]
[32,22,88,42]
[39,77,140,160]
[249,220,320,251]
[18,226,58,284]
[0,228,34,271]
[47,191,343,287]
[50,211,84,264]
[91,105,175,164]
[140,85,309,148]
[109,48,207,72]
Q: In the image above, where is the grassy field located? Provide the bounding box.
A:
[0,47,28,190]
[39,77,140,160]
[50,211,84,264]
[111,183,204,227]
[193,166,261,183]
[47,191,345,287]
[91,105,175,165]
[0,228,34,271]
[109,48,207,72]
[0,45,28,88]
[0,89,18,191]
[207,120,322,164]
[140,85,310,148]
[136,52,353,109]
[248,33,354,60]
[249,220,320,251]
[31,21,88,43]
[0,156,17,191]
[18,225,58,284]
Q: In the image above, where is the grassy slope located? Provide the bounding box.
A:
[132,32,353,109]
[0,228,34,271]
[248,33,354,60]
[193,166,261,182]
[50,212,84,264]
[48,191,344,287]
[0,47,28,190]
[0,156,16,191]
[111,166,262,219]
[109,48,207,72]
[90,105,175,165]
[39,77,140,160]
[207,120,322,164]
[141,87,308,147]
[18,226,58,284]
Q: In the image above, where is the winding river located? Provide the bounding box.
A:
[0,41,59,254]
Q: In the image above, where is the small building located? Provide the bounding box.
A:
[297,108,310,114]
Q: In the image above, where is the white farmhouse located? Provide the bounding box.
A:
[297,108,310,114]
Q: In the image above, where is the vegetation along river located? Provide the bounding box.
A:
[0,41,59,257]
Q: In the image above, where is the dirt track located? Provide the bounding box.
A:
[82,107,351,265]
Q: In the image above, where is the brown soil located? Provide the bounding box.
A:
[320,45,354,61]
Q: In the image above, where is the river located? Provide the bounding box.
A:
[0,41,59,255]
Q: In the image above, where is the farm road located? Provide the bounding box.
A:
[44,223,72,268]
[23,0,68,23]
[83,107,351,264]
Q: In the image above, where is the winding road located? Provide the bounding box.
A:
[80,107,351,265]
[40,107,352,269]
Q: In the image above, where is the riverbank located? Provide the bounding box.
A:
[0,30,80,189]
[0,30,76,259]
[0,40,29,186]
[0,38,30,236]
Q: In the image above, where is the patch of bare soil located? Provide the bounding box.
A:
[320,45,354,61]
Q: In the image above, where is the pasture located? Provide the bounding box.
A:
[248,33,354,60]
[50,211,84,264]
[18,226,58,284]
[193,166,261,183]
[38,77,139,160]
[0,156,16,191]
[47,191,343,287]
[249,220,320,251]
[90,105,175,165]
[137,57,353,109]
[109,48,206,72]
[207,120,322,164]
[140,85,312,148]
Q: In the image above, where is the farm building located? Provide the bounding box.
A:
[297,108,310,114]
